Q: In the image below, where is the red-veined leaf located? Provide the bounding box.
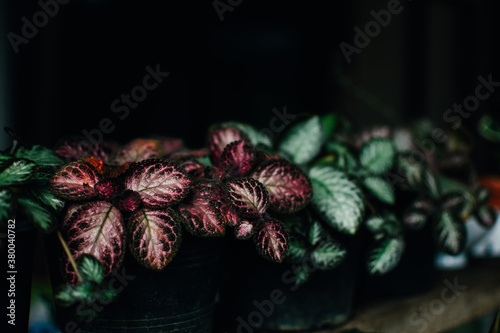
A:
[208,126,249,167]
[226,178,269,217]
[221,140,257,177]
[50,161,101,200]
[178,182,225,236]
[124,159,191,208]
[235,221,254,240]
[54,139,109,162]
[254,216,289,263]
[155,137,184,156]
[251,159,312,213]
[179,159,206,179]
[95,179,123,199]
[110,139,162,164]
[62,201,125,283]
[113,190,142,212]
[128,208,182,270]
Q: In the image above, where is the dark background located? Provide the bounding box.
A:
[1,0,499,165]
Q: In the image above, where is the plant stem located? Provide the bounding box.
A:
[365,199,377,215]
[57,230,82,282]
[9,140,18,155]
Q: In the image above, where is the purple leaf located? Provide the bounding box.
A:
[208,185,241,226]
[110,139,162,164]
[62,201,125,283]
[235,221,254,240]
[251,159,312,213]
[113,190,142,213]
[208,127,249,167]
[124,159,191,208]
[254,216,289,263]
[155,137,184,156]
[226,178,269,218]
[54,139,109,162]
[178,160,206,179]
[128,208,182,270]
[221,140,257,177]
[178,182,226,236]
[95,179,123,199]
[169,148,210,161]
[50,161,101,200]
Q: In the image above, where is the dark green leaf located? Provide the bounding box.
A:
[311,242,346,270]
[423,169,441,199]
[0,159,38,186]
[366,213,402,237]
[278,115,323,165]
[17,197,56,233]
[397,154,425,188]
[30,186,65,212]
[309,221,325,246]
[433,211,466,255]
[287,239,309,262]
[14,145,63,166]
[79,255,105,284]
[321,114,338,140]
[359,139,396,175]
[367,236,404,275]
[293,263,311,286]
[363,176,395,204]
[0,189,13,220]
[441,192,467,213]
[309,165,365,234]
[365,215,385,234]
[324,141,357,170]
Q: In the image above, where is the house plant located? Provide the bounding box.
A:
[46,131,313,332]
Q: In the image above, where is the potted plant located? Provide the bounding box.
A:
[46,129,313,332]
[0,129,65,332]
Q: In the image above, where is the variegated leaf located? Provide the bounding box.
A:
[110,139,162,164]
[226,178,269,218]
[221,140,257,177]
[50,161,100,200]
[208,126,249,167]
[433,211,466,255]
[254,216,289,263]
[367,236,404,275]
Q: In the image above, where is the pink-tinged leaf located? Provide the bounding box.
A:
[178,182,226,237]
[226,178,269,218]
[235,221,254,240]
[221,140,257,177]
[54,139,109,162]
[169,148,210,161]
[251,159,312,213]
[124,159,191,208]
[210,185,241,226]
[209,127,249,167]
[113,190,142,213]
[179,160,206,179]
[155,137,185,156]
[128,208,182,270]
[95,179,123,199]
[62,201,125,282]
[50,161,101,200]
[254,216,289,263]
[62,204,86,223]
[110,139,162,164]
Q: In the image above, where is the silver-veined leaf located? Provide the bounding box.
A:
[433,210,466,255]
[254,216,289,263]
[367,236,404,275]
[363,176,395,204]
[278,115,323,165]
[359,139,396,175]
[50,161,100,200]
[226,178,269,218]
[311,242,346,270]
[0,159,38,187]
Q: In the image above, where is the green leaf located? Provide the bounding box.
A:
[363,176,395,204]
[324,141,357,171]
[15,145,63,166]
[321,114,338,140]
[287,239,309,262]
[309,165,365,234]
[311,242,346,270]
[220,122,272,147]
[309,221,324,246]
[433,211,466,255]
[278,116,324,165]
[366,213,402,237]
[79,255,105,284]
[359,139,396,175]
[423,169,441,199]
[365,215,385,234]
[0,189,13,220]
[367,236,404,275]
[0,159,38,186]
[17,197,56,233]
[397,154,425,188]
[293,263,311,286]
[30,186,65,212]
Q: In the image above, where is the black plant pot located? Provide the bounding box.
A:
[1,220,36,333]
[216,233,358,332]
[46,234,221,333]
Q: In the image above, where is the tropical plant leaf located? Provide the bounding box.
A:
[254,216,289,263]
[365,215,385,234]
[0,158,38,187]
[154,137,184,156]
[226,178,269,217]
[251,159,312,213]
[78,254,105,284]
[62,201,125,283]
[178,182,226,237]
[110,139,162,164]
[396,154,425,188]
[287,239,309,262]
[234,221,254,240]
[17,197,56,233]
[50,161,100,200]
[423,169,441,199]
[221,140,257,177]
[124,159,191,208]
[402,209,428,231]
[293,263,311,286]
[324,141,358,171]
[278,115,323,165]
[363,176,395,204]
[53,138,109,162]
[30,186,65,213]
[366,213,402,237]
[15,145,64,166]
[94,179,123,199]
[128,208,182,270]
[220,122,272,148]
[0,189,13,220]
[321,114,338,140]
[309,165,365,234]
[476,187,490,205]
[440,192,467,213]
[309,221,325,246]
[359,139,396,175]
[311,242,346,270]
[112,190,142,213]
[433,210,466,255]
[476,206,497,228]
[208,126,249,167]
[178,159,206,179]
[367,236,404,275]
